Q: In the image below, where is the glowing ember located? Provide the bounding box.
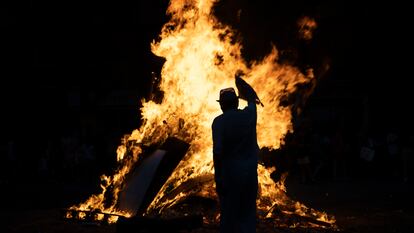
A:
[297,16,317,40]
[70,0,335,227]
[108,216,119,224]
[95,213,105,221]
[65,211,73,219]
[78,212,86,219]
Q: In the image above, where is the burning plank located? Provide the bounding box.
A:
[65,137,189,224]
[125,137,190,216]
[118,149,167,216]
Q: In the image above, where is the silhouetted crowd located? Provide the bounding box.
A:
[1,116,413,186]
[261,117,414,185]
[0,127,122,185]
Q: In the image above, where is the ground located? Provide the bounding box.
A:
[1,178,413,233]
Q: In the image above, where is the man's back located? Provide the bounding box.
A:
[213,103,258,160]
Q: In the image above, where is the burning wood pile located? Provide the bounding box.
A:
[65,0,336,231]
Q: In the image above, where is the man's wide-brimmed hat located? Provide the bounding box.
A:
[217,87,238,103]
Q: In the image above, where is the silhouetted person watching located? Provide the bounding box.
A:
[212,72,260,233]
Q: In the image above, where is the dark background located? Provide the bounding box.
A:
[0,1,413,232]
[1,0,412,138]
[1,0,412,183]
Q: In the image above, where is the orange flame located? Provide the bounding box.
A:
[71,0,334,227]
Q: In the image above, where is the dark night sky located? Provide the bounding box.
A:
[1,0,412,141]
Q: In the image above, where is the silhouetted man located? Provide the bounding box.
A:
[212,74,260,233]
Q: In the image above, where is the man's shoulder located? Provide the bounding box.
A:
[212,114,224,127]
[213,114,224,122]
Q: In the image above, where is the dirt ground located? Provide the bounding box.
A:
[1,179,413,233]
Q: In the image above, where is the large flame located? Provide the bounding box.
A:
[70,0,334,227]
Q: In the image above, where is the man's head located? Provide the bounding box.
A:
[217,87,238,112]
